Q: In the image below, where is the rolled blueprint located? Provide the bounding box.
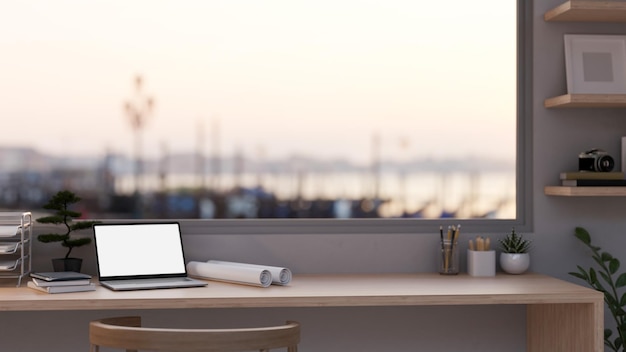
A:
[186,261,272,287]
[208,260,292,285]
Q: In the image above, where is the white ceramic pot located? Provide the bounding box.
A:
[500,253,530,274]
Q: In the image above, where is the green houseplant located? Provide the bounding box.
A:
[570,227,626,352]
[36,190,100,272]
[498,228,531,274]
[499,228,532,253]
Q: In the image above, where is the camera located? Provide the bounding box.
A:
[578,149,615,172]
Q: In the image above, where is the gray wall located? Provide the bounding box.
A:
[4,1,625,350]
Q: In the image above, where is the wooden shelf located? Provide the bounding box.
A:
[545,1,626,22]
[544,94,626,108]
[545,186,626,196]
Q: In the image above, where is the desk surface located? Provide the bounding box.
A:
[0,273,602,311]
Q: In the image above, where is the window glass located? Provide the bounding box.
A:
[0,1,521,226]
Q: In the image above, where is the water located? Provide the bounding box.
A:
[115,171,516,219]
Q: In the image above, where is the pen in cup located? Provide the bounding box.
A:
[439,224,460,275]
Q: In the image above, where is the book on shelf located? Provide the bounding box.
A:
[562,179,626,187]
[31,277,91,287]
[560,171,625,180]
[27,280,96,294]
[30,271,92,282]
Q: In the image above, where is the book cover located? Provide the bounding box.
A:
[560,171,625,180]
[30,271,92,282]
[27,281,96,294]
[31,277,91,287]
[562,179,626,187]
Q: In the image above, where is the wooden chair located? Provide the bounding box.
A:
[89,316,300,352]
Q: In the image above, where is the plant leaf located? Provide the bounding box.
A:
[576,266,590,281]
[590,268,598,284]
[616,273,626,288]
[62,237,92,248]
[35,215,65,225]
[610,258,621,275]
[575,227,591,244]
[37,234,68,243]
[600,271,612,286]
[606,293,618,306]
[593,255,605,268]
[620,293,626,307]
[70,221,100,231]
[569,271,588,281]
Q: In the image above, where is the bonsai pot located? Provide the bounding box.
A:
[52,258,83,272]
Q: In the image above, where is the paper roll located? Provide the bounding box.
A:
[208,260,292,285]
[186,261,272,287]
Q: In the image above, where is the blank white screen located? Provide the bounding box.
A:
[94,223,187,277]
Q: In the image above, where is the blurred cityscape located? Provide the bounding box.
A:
[0,145,515,220]
[2,2,517,221]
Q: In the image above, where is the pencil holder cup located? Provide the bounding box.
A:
[438,239,459,275]
[467,250,496,277]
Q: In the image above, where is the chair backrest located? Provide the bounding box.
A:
[89,316,300,352]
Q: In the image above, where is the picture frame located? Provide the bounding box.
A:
[564,34,626,94]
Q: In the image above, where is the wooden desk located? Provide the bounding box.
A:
[0,273,603,352]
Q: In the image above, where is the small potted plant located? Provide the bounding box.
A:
[36,190,100,272]
[498,227,531,274]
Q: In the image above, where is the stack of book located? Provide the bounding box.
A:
[560,171,626,187]
[27,271,95,293]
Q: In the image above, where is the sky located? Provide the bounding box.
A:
[0,0,516,166]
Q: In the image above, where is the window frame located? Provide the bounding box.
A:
[176,0,533,236]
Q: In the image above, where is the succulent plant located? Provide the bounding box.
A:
[498,228,531,254]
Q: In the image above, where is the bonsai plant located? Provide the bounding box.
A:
[498,228,531,274]
[570,227,626,352]
[36,190,100,272]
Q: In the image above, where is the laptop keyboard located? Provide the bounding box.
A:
[102,277,204,290]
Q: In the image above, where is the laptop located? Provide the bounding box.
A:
[93,222,207,291]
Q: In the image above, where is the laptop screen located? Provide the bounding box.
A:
[93,222,188,279]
